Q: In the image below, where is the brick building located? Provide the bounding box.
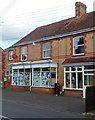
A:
[0,47,4,84]
[4,2,95,98]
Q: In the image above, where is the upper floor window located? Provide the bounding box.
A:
[43,42,50,58]
[73,36,84,55]
[21,47,27,61]
[9,51,13,60]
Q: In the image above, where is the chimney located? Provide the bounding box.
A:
[75,2,87,18]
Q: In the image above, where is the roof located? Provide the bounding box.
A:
[62,56,95,66]
[13,11,95,46]
[0,47,3,51]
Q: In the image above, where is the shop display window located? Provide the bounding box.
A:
[12,67,57,87]
[64,65,95,89]
[13,70,18,85]
[33,67,56,87]
[12,69,30,86]
[33,71,40,86]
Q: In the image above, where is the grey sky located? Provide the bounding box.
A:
[0,0,94,49]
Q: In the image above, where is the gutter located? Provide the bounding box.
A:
[62,62,95,67]
[8,27,95,49]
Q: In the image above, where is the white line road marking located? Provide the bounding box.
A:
[0,115,13,120]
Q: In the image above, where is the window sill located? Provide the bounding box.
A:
[8,59,13,61]
[31,86,54,88]
[42,57,51,59]
[72,53,85,56]
[62,87,83,91]
[12,85,30,87]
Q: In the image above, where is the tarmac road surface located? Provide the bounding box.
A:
[1,89,90,119]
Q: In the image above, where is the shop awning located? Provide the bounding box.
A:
[9,60,58,69]
[62,56,95,66]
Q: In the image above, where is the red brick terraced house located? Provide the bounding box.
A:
[4,2,95,98]
[0,47,4,86]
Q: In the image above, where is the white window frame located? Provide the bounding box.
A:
[12,69,30,86]
[73,36,84,55]
[43,42,50,58]
[64,65,95,90]
[9,51,13,60]
[64,66,83,90]
[21,47,27,61]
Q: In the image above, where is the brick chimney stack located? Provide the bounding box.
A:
[75,2,87,18]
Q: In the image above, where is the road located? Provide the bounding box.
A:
[2,100,85,119]
[1,89,88,119]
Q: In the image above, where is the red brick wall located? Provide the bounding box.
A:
[4,32,95,95]
[63,89,83,98]
[32,87,54,94]
[5,86,30,91]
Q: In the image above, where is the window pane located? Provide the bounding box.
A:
[73,36,84,55]
[71,67,76,71]
[22,47,27,54]
[42,68,49,71]
[78,73,83,88]
[66,73,70,88]
[9,51,13,60]
[77,66,82,71]
[51,72,56,86]
[43,50,50,58]
[34,68,40,71]
[74,36,84,45]
[41,72,50,86]
[71,73,76,88]
[84,65,95,70]
[13,70,18,85]
[75,46,84,54]
[78,37,84,45]
[43,42,50,58]
[84,76,89,85]
[33,71,40,86]
[43,42,50,50]
[66,67,69,71]
[21,47,27,60]
[84,75,95,86]
[51,67,56,72]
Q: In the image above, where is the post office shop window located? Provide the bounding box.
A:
[42,68,50,71]
[12,69,18,85]
[43,42,50,58]
[21,47,27,61]
[33,67,56,87]
[12,69,30,86]
[73,36,84,55]
[51,67,56,71]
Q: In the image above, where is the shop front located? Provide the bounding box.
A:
[10,60,58,93]
[62,56,95,98]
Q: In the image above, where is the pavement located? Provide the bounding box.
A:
[2,88,86,116]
